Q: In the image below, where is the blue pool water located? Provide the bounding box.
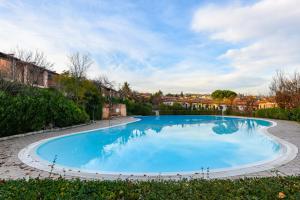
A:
[36,116,280,173]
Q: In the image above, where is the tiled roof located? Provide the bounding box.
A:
[0,51,58,75]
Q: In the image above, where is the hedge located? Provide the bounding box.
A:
[160,109,222,115]
[159,104,221,116]
[123,100,153,116]
[255,107,300,121]
[0,88,89,137]
[0,177,300,199]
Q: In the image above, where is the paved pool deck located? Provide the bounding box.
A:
[0,117,299,180]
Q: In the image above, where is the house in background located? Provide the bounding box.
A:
[100,85,120,99]
[258,98,277,109]
[162,95,277,112]
[102,104,127,119]
[0,52,58,88]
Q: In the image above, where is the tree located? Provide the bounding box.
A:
[12,48,54,86]
[68,52,93,80]
[14,48,53,69]
[150,90,163,106]
[120,82,132,99]
[66,52,93,103]
[270,71,300,109]
[211,90,237,109]
[211,90,237,100]
[243,96,257,116]
[55,72,103,119]
[82,87,102,121]
[94,76,115,90]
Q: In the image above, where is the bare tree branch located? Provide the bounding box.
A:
[270,70,300,109]
[7,48,54,86]
[13,47,54,69]
[94,75,115,89]
[68,52,93,80]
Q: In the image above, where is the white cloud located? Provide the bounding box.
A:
[0,1,170,74]
[1,0,299,94]
[192,0,300,93]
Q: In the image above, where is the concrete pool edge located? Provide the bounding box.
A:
[18,116,299,180]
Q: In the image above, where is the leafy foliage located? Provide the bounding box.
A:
[123,99,153,115]
[211,90,237,100]
[0,87,89,137]
[1,177,300,199]
[119,82,132,99]
[289,107,300,122]
[82,90,102,120]
[159,103,221,115]
[55,73,103,120]
[254,107,300,121]
[150,90,163,106]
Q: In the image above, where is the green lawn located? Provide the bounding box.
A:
[1,177,300,199]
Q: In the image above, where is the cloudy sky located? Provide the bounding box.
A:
[0,0,299,94]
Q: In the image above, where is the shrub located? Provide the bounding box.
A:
[255,108,289,120]
[82,90,103,120]
[254,107,300,122]
[224,107,254,117]
[131,103,153,115]
[123,99,153,116]
[289,107,300,122]
[159,104,221,115]
[1,177,300,199]
[0,88,89,137]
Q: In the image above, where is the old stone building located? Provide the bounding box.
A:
[0,52,58,88]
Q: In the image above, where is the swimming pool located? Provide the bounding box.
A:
[21,115,286,175]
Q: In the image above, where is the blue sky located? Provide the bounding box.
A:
[0,0,299,94]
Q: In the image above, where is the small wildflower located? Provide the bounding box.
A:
[278,192,286,199]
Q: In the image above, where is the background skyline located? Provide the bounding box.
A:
[0,0,299,94]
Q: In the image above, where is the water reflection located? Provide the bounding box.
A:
[212,119,239,134]
[37,115,277,173]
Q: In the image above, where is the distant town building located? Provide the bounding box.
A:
[100,85,120,99]
[161,95,277,111]
[258,98,277,109]
[0,52,58,88]
[136,92,152,100]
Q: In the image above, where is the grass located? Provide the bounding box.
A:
[1,176,300,199]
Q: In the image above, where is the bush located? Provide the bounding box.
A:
[224,107,254,117]
[82,90,103,120]
[123,99,153,116]
[159,104,221,115]
[1,177,300,199]
[0,88,89,137]
[289,107,300,122]
[255,108,290,120]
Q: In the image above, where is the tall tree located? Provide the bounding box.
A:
[67,52,93,103]
[94,75,115,89]
[211,89,237,108]
[270,71,300,109]
[151,90,163,106]
[211,90,237,100]
[120,82,132,99]
[68,52,93,80]
[243,96,257,115]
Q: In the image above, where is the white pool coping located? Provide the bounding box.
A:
[18,116,298,180]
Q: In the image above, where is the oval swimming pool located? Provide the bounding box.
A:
[31,115,282,174]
